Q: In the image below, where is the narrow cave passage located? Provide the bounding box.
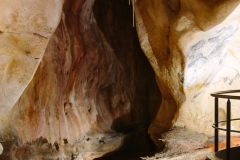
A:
[93,0,161,159]
[1,0,240,160]
[0,0,162,159]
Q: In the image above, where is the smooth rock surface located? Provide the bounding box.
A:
[134,0,240,147]
[0,0,63,117]
[0,143,3,155]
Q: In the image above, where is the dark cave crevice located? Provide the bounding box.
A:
[93,0,162,159]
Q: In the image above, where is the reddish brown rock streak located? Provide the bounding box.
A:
[8,0,130,144]
[0,0,161,159]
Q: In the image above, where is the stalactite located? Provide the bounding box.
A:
[132,0,135,27]
[129,0,137,27]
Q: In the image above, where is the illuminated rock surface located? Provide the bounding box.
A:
[0,0,160,159]
[0,0,63,116]
[1,0,240,159]
[134,0,240,147]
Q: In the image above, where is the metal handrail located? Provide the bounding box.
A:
[211,90,240,99]
[211,90,240,160]
[212,118,240,133]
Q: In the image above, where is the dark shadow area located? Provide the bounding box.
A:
[0,142,14,160]
[93,0,161,159]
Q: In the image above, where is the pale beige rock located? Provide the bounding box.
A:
[1,0,240,158]
[0,143,3,155]
[134,0,240,146]
[0,0,63,37]
[0,0,63,116]
[176,4,240,135]
[0,1,138,159]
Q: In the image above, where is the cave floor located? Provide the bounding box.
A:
[1,135,240,160]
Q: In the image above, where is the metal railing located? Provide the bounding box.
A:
[211,90,240,160]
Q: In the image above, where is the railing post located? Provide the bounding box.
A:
[227,99,231,160]
[215,97,219,152]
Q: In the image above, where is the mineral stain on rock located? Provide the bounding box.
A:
[0,0,240,159]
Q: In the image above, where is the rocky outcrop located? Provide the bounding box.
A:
[0,0,63,116]
[0,0,160,159]
[1,0,240,159]
[141,127,210,160]
[134,0,240,147]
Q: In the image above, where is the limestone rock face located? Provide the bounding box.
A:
[134,0,240,146]
[144,127,209,159]
[0,0,63,116]
[0,0,160,159]
[2,0,240,158]
[0,143,3,155]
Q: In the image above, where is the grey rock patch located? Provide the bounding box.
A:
[142,148,210,160]
[142,127,210,159]
[0,143,3,154]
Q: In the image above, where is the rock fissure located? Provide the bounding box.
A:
[0,0,240,159]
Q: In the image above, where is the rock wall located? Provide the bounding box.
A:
[0,0,63,116]
[0,0,160,159]
[1,0,240,159]
[134,0,240,147]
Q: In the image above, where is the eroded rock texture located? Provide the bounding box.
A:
[134,0,240,147]
[0,0,160,159]
[1,0,240,159]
